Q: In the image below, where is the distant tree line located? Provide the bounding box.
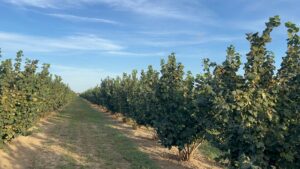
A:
[0,50,75,145]
[81,16,300,169]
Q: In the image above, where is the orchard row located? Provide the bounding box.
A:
[81,16,299,169]
[0,50,75,144]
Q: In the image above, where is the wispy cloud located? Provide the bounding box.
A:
[0,32,123,52]
[89,0,215,22]
[0,31,166,58]
[47,13,120,25]
[106,51,165,57]
[96,0,192,20]
[142,35,242,47]
[4,0,57,8]
[138,30,202,36]
[4,0,215,22]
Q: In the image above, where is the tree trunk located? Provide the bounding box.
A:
[178,140,202,161]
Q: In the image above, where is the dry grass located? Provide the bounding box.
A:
[90,103,223,169]
[0,98,223,169]
[0,98,159,169]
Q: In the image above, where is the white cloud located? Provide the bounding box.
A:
[142,35,242,47]
[4,0,215,22]
[106,51,165,57]
[89,0,214,21]
[96,0,190,20]
[138,30,202,36]
[5,0,57,8]
[0,32,124,52]
[47,13,120,25]
[0,31,166,58]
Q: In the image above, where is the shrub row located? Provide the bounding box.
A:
[0,50,75,144]
[81,16,300,169]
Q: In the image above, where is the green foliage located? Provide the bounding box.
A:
[199,141,223,161]
[134,65,159,127]
[81,16,300,168]
[270,21,300,168]
[82,54,207,161]
[0,50,75,144]
[155,54,185,148]
[155,55,204,160]
[204,16,300,168]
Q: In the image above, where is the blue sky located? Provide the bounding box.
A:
[0,0,299,92]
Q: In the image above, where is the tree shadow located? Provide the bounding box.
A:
[97,105,222,169]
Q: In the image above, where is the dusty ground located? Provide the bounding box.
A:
[90,103,223,169]
[0,98,222,169]
[0,98,157,169]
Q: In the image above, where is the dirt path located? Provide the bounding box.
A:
[90,103,222,169]
[0,98,222,169]
[0,98,159,169]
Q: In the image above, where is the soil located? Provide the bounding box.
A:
[0,98,222,169]
[90,103,223,169]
